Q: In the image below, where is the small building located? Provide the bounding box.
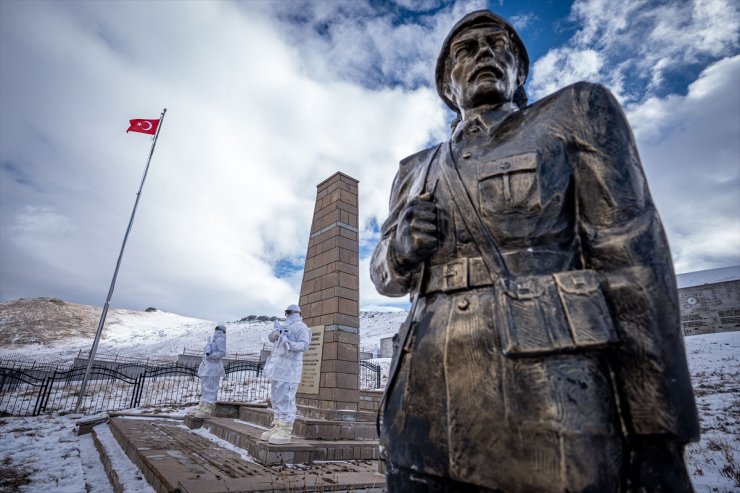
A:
[677,265,740,336]
[380,336,394,358]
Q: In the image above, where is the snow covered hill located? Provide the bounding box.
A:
[0,298,407,363]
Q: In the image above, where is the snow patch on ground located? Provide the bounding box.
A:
[78,433,114,493]
[0,414,86,492]
[190,426,258,463]
[684,331,740,492]
[93,423,155,493]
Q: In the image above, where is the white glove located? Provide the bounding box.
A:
[280,334,291,351]
[273,320,281,330]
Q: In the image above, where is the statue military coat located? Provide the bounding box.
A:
[370,81,699,492]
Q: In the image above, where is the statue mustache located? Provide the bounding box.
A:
[467,62,505,83]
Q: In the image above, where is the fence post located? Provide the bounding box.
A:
[32,376,49,416]
[130,372,141,409]
[137,371,146,407]
[41,370,59,414]
[134,370,147,408]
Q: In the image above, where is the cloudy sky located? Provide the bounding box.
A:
[1,0,738,321]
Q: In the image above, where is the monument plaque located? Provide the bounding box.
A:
[298,325,324,395]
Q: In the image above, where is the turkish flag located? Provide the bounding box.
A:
[127,119,160,135]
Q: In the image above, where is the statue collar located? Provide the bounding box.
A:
[452,102,519,142]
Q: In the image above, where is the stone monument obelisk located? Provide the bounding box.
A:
[296,172,361,417]
[188,171,377,467]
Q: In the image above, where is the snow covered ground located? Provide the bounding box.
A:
[684,331,740,491]
[0,323,737,491]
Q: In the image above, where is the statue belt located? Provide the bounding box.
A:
[422,257,494,294]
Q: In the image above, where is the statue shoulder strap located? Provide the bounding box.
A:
[438,141,511,279]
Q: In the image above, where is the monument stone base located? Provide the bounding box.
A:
[206,402,379,465]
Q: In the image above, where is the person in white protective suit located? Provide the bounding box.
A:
[192,324,227,417]
[260,304,311,444]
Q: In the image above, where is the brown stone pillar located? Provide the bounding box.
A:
[297,172,360,413]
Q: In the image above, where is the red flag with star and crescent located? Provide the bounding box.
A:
[127,119,160,135]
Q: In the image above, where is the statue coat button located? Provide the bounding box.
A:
[457,298,470,310]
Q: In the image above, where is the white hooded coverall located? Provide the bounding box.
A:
[263,314,311,425]
[197,326,226,404]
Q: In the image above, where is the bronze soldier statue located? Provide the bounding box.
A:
[371,10,699,493]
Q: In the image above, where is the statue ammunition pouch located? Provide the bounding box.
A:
[494,270,616,357]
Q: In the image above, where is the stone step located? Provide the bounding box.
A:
[296,404,378,422]
[89,420,159,492]
[215,401,378,424]
[108,416,385,492]
[205,418,381,465]
[232,405,378,441]
[90,428,124,492]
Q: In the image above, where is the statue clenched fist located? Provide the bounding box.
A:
[392,192,442,267]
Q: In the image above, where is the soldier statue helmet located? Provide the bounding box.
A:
[436,10,530,113]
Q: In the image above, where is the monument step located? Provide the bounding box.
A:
[215,402,377,424]
[230,405,378,441]
[205,418,381,465]
[108,416,384,492]
[89,427,124,492]
[296,404,378,422]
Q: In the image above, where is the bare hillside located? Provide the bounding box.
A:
[0,297,214,349]
[0,297,103,345]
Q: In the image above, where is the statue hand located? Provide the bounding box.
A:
[630,438,693,492]
[392,193,441,268]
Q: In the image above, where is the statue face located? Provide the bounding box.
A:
[444,25,520,113]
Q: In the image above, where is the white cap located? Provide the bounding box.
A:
[215,324,226,333]
[285,304,301,313]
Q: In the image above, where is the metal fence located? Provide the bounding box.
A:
[360,360,382,389]
[75,348,175,365]
[181,348,260,361]
[1,356,383,416]
[0,358,268,416]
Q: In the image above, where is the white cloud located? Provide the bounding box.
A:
[529,0,739,102]
[359,256,410,310]
[255,0,487,90]
[527,0,739,274]
[509,13,537,31]
[13,207,73,236]
[529,47,605,98]
[394,0,443,11]
[0,1,448,319]
[628,55,740,273]
[1,0,737,322]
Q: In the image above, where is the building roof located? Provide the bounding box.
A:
[676,265,740,289]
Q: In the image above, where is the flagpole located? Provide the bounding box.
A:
[74,108,167,414]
